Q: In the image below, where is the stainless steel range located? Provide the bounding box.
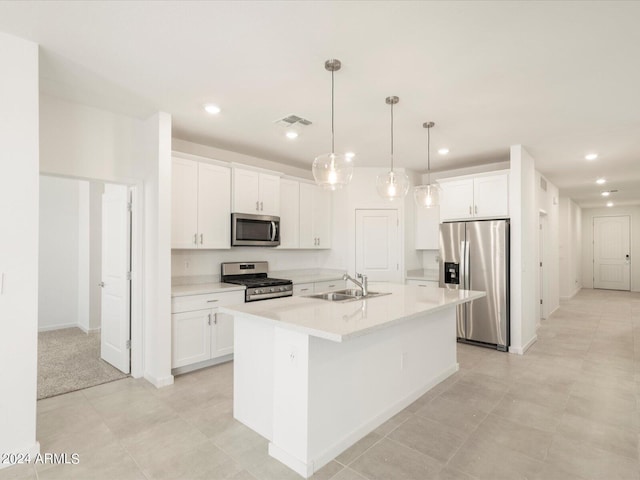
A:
[221,261,293,302]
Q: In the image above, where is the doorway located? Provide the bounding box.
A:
[538,212,547,322]
[37,176,133,399]
[355,209,401,282]
[593,215,631,291]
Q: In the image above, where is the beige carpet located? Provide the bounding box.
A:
[38,327,128,399]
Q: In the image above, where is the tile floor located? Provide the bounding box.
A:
[2,288,640,480]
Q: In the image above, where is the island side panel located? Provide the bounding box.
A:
[307,305,458,472]
[233,315,274,441]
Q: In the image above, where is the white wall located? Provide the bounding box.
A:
[536,172,560,317]
[38,175,81,330]
[89,181,104,331]
[559,197,583,299]
[0,31,40,464]
[581,205,640,292]
[40,93,173,384]
[509,145,538,354]
[77,181,90,332]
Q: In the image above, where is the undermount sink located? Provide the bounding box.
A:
[305,289,390,302]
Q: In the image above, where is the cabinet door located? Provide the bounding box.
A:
[211,311,234,358]
[314,186,331,248]
[415,205,440,250]
[278,179,299,248]
[473,174,509,218]
[198,163,231,249]
[314,279,345,293]
[299,183,315,248]
[259,173,280,216]
[172,310,211,368]
[439,179,474,221]
[171,158,199,248]
[233,169,261,214]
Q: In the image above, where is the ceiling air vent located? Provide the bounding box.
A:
[274,114,312,128]
[540,177,547,192]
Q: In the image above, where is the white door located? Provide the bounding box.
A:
[258,173,280,216]
[355,209,400,282]
[474,174,509,218]
[101,184,131,373]
[278,179,300,248]
[172,310,211,368]
[211,311,234,358]
[439,179,474,221]
[593,216,631,290]
[233,169,260,214]
[299,183,315,248]
[314,186,331,248]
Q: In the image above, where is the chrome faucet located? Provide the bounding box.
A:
[343,272,368,297]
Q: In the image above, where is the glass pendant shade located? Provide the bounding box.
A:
[312,153,354,190]
[414,121,440,208]
[414,183,440,208]
[376,170,410,201]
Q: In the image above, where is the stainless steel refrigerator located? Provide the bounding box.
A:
[439,219,510,351]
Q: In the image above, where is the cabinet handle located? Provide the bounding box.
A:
[469,206,472,215]
[208,313,212,326]
[200,234,203,244]
[256,201,259,211]
[300,288,309,292]
[328,284,335,288]
[194,233,198,245]
[474,205,478,215]
[207,299,218,303]
[213,313,217,325]
[260,201,264,211]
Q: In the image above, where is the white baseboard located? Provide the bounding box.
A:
[0,442,40,471]
[560,286,582,301]
[77,325,101,334]
[144,373,174,388]
[509,335,537,355]
[548,305,560,317]
[38,323,77,332]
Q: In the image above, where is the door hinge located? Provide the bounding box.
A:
[540,299,543,305]
[540,262,542,267]
[126,339,131,349]
[127,201,132,212]
[126,271,132,281]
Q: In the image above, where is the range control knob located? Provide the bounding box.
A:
[270,288,275,292]
[255,289,263,294]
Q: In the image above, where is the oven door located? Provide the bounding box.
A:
[231,213,280,246]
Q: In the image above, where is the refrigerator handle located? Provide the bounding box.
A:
[464,240,471,289]
[459,241,466,288]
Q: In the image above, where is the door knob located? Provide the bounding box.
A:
[99,282,105,288]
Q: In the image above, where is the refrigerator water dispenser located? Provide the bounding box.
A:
[444,262,459,285]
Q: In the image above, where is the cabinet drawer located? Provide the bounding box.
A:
[172,290,245,313]
[406,279,439,287]
[293,283,314,296]
[314,279,345,293]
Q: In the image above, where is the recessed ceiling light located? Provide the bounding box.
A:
[438,148,449,155]
[606,202,614,207]
[585,153,598,160]
[601,191,610,197]
[204,104,221,115]
[285,130,298,139]
[596,178,606,185]
[345,152,356,158]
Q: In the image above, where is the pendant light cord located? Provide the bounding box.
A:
[390,102,394,172]
[427,126,431,184]
[331,69,335,155]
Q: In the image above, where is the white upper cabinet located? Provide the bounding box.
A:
[278,179,300,248]
[299,183,331,249]
[233,168,280,216]
[172,157,231,249]
[439,171,509,222]
[415,205,440,250]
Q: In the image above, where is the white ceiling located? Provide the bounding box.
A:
[1,1,639,207]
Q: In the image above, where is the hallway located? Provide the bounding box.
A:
[2,289,639,480]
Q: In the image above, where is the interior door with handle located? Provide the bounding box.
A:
[593,215,631,291]
[100,184,131,374]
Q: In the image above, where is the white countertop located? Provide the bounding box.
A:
[220,282,485,342]
[272,268,346,284]
[406,268,439,282]
[171,282,246,297]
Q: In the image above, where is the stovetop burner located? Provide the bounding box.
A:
[221,262,293,302]
[226,277,292,288]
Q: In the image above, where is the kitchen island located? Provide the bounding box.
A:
[220,283,485,478]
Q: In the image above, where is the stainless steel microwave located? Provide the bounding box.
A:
[231,213,280,247]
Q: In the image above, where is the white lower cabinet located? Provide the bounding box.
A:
[292,279,346,296]
[171,290,244,369]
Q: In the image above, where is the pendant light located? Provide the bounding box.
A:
[312,59,354,190]
[376,96,410,200]
[414,122,440,208]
